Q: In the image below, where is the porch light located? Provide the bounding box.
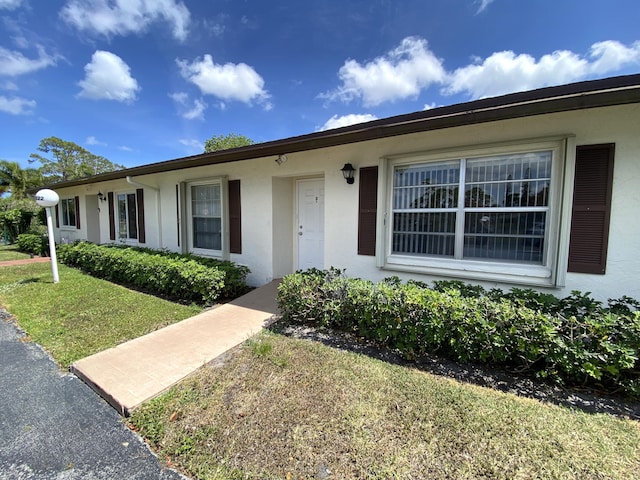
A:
[97,191,106,202]
[341,163,356,184]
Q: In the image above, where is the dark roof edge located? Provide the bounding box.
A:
[45,74,640,190]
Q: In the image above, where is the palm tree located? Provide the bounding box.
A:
[0,160,44,198]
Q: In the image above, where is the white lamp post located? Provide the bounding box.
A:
[34,189,60,283]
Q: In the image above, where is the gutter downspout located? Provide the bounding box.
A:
[126,176,162,247]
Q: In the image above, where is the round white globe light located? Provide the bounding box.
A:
[35,189,59,207]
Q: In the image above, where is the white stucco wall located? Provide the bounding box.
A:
[51,103,640,301]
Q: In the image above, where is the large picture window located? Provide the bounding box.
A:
[383,139,565,285]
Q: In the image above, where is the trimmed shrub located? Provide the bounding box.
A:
[16,233,47,256]
[277,269,640,397]
[58,242,249,305]
[102,245,250,299]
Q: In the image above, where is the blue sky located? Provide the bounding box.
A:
[1,0,639,170]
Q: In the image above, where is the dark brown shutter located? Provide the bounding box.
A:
[568,144,614,274]
[108,192,116,241]
[228,180,242,254]
[358,166,378,256]
[74,196,81,229]
[55,204,60,228]
[136,188,146,244]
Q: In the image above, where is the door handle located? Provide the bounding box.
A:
[298,231,303,236]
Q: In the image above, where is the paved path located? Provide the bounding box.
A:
[0,313,186,480]
[72,280,281,415]
[0,257,51,267]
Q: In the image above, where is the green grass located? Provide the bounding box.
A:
[0,263,202,367]
[130,331,640,480]
[0,244,31,262]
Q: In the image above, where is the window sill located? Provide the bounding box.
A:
[190,248,224,259]
[116,239,140,246]
[383,254,555,287]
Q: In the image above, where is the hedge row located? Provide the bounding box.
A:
[16,233,48,256]
[277,268,640,397]
[107,244,250,299]
[57,242,249,305]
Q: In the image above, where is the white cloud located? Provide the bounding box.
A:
[445,40,640,99]
[475,0,495,14]
[2,80,18,91]
[588,40,640,74]
[177,54,270,105]
[170,91,207,120]
[322,37,640,107]
[183,98,207,120]
[444,50,587,99]
[179,138,203,151]
[169,91,188,105]
[321,37,446,107]
[60,0,191,41]
[0,46,58,76]
[86,135,107,146]
[78,50,140,103]
[318,113,378,131]
[423,102,437,110]
[118,145,133,152]
[0,94,35,114]
[0,0,23,10]
[203,14,227,37]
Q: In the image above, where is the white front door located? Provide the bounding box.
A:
[297,179,324,270]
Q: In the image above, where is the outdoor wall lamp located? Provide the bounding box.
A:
[275,154,287,165]
[97,191,106,202]
[341,163,356,184]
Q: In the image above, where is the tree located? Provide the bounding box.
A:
[204,133,254,153]
[0,196,42,242]
[28,136,124,183]
[0,160,44,199]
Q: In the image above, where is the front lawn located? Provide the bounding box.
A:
[0,244,31,262]
[130,331,640,480]
[2,261,638,478]
[0,263,201,367]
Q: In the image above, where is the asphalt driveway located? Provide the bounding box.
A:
[0,311,186,480]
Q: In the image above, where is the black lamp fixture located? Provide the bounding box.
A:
[97,191,106,202]
[341,163,356,184]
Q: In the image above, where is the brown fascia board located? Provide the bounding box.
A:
[43,74,640,191]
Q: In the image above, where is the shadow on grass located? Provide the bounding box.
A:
[270,321,640,421]
[0,277,43,292]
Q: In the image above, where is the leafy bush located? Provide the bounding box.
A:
[58,242,249,305]
[278,269,640,397]
[16,233,47,256]
[105,245,251,299]
[0,198,42,243]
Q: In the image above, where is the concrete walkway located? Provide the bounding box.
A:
[71,280,281,416]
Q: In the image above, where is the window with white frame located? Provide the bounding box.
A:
[382,139,565,285]
[187,179,227,256]
[117,193,138,240]
[60,198,77,227]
